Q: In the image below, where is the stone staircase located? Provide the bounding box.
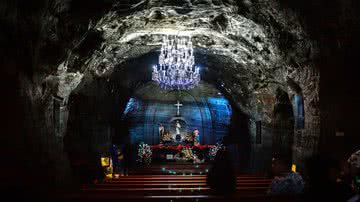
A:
[56,164,301,202]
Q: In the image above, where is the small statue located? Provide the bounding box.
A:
[193,129,200,146]
[175,120,181,135]
[159,124,165,144]
[175,120,182,142]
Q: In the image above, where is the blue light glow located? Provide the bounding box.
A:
[123,95,232,145]
[122,98,139,119]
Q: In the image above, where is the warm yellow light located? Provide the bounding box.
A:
[101,157,110,167]
[292,164,296,172]
[105,173,113,179]
[105,166,113,173]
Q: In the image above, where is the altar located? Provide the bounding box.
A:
[138,144,219,164]
[137,100,221,164]
[152,144,216,163]
[158,101,201,146]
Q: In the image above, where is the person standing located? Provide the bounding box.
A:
[206,149,236,195]
[111,144,120,178]
[122,143,129,176]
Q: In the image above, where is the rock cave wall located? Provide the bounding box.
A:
[60,0,319,171]
[4,0,359,191]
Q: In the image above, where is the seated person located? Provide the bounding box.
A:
[344,150,360,202]
[303,154,355,202]
[267,155,304,195]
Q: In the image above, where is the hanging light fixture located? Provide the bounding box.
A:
[152,35,200,90]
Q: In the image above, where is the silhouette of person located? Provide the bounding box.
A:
[206,149,236,195]
[345,150,360,202]
[303,154,354,202]
[122,143,129,176]
[267,155,304,194]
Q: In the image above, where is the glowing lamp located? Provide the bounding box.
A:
[101,157,110,167]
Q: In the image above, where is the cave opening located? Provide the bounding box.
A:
[64,50,255,182]
[9,1,358,199]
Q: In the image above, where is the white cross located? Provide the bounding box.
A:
[174,100,183,116]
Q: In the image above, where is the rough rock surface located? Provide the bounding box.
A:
[5,0,348,191]
[53,0,319,123]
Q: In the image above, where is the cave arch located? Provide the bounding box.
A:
[54,0,321,181]
[64,50,257,176]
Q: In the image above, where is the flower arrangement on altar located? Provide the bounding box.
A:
[137,143,152,165]
[136,144,217,164]
[181,147,204,163]
[161,132,173,142]
[209,142,224,160]
[184,132,194,142]
[182,147,197,161]
[150,144,215,151]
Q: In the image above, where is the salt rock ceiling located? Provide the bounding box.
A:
[49,0,319,122]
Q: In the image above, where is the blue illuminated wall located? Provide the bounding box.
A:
[122,96,232,145]
[294,95,305,129]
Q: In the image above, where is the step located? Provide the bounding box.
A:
[90,182,270,188]
[61,193,272,201]
[107,175,269,178]
[105,179,272,183]
[76,174,272,201]
[81,186,269,193]
[94,179,272,183]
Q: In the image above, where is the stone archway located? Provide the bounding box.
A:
[36,0,320,183]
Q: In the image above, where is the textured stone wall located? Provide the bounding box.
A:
[10,0,360,192]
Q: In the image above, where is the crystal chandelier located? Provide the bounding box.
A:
[152,35,200,90]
